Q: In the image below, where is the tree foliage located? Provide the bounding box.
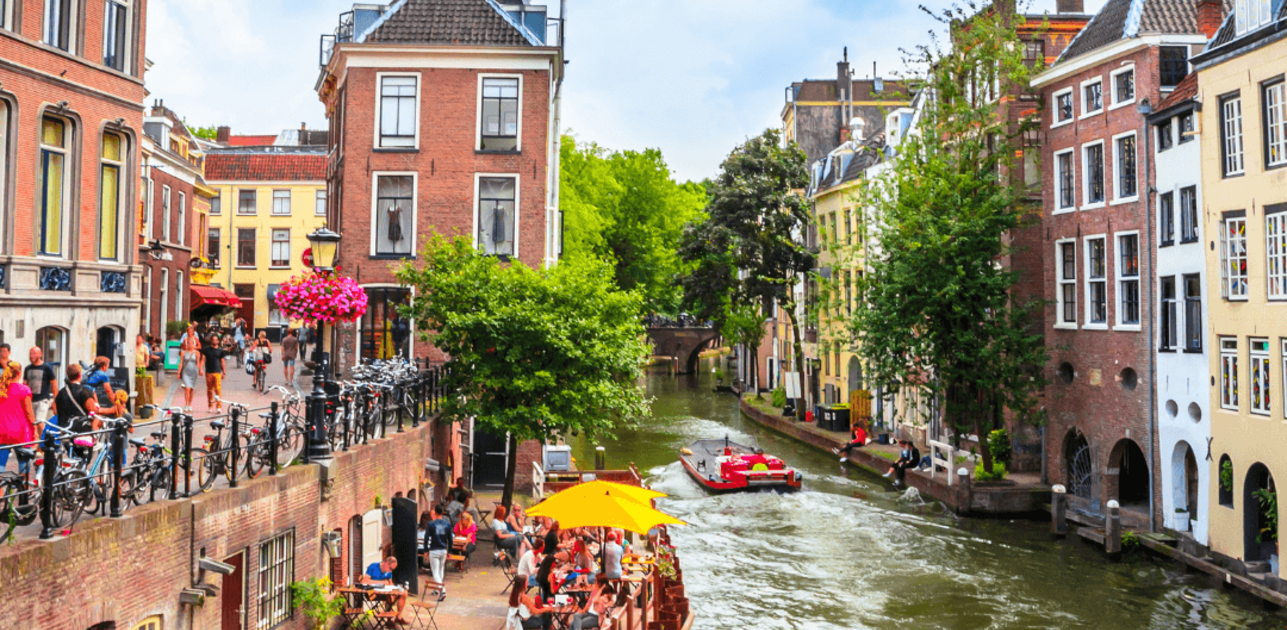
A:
[189,124,218,141]
[395,236,650,506]
[560,136,707,315]
[853,5,1048,472]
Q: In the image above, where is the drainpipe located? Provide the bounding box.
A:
[1138,97,1156,533]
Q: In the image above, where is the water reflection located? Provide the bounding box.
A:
[573,360,1287,629]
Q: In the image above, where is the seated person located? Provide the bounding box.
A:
[358,556,407,618]
[882,439,922,487]
[833,424,869,462]
[570,540,596,585]
[447,476,471,504]
[536,544,559,601]
[493,505,522,559]
[603,531,624,580]
[517,539,545,589]
[570,575,615,630]
[506,576,554,630]
[454,511,478,559]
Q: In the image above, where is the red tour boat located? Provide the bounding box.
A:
[679,437,803,493]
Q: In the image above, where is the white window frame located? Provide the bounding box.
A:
[102,0,131,72]
[38,115,71,258]
[1115,231,1141,330]
[1054,148,1076,213]
[1281,338,1287,419]
[1081,140,1106,210]
[1051,87,1075,128]
[374,72,420,150]
[1221,337,1239,411]
[98,132,124,262]
[142,266,152,332]
[161,185,172,243]
[237,189,257,215]
[1251,337,1271,416]
[43,0,79,54]
[1084,235,1108,329]
[1111,131,1139,204]
[369,171,418,257]
[177,191,186,246]
[269,228,291,269]
[0,0,13,31]
[1221,215,1249,300]
[145,177,154,238]
[1109,66,1136,110]
[1222,95,1245,177]
[472,173,521,258]
[271,189,291,216]
[175,270,184,322]
[1265,80,1287,168]
[315,189,327,216]
[159,268,169,338]
[1055,238,1078,329]
[476,73,524,152]
[1079,77,1104,119]
[1235,0,1273,36]
[1269,211,1287,300]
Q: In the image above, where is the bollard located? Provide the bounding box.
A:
[595,446,606,471]
[956,467,972,516]
[110,420,127,518]
[269,401,279,476]
[182,414,194,497]
[38,432,58,539]
[169,412,183,500]
[1051,485,1068,538]
[1106,500,1122,555]
[230,407,242,488]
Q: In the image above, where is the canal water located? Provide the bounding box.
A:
[573,358,1287,629]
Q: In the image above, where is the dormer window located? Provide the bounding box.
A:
[1235,0,1273,36]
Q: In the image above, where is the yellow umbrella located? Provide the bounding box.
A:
[549,480,668,505]
[526,482,685,534]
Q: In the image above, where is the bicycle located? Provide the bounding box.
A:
[0,446,41,544]
[193,398,255,491]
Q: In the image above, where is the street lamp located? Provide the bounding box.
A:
[304,227,342,461]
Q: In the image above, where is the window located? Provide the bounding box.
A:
[103,1,129,71]
[177,192,186,245]
[1114,133,1137,200]
[1083,142,1105,206]
[175,270,184,320]
[1054,89,1074,124]
[1235,0,1273,36]
[207,228,221,268]
[1117,234,1139,326]
[1179,112,1195,143]
[1159,46,1188,88]
[99,133,123,260]
[39,117,69,256]
[237,228,256,268]
[378,75,418,148]
[268,284,287,325]
[270,229,290,268]
[161,185,171,242]
[142,266,151,330]
[1158,118,1174,152]
[130,615,162,630]
[1265,80,1287,168]
[359,287,412,360]
[1221,215,1248,299]
[1023,127,1041,188]
[1085,237,1107,325]
[480,77,520,151]
[211,194,221,215]
[238,189,257,215]
[271,189,290,216]
[1160,276,1177,350]
[1057,241,1077,326]
[1251,338,1271,416]
[257,530,294,629]
[1221,338,1239,410]
[477,176,517,257]
[1023,40,1044,67]
[1179,186,1198,243]
[1184,274,1202,352]
[1082,79,1103,115]
[159,269,168,335]
[1282,339,1287,418]
[1055,149,1075,210]
[315,190,326,216]
[44,0,73,51]
[1112,68,1135,106]
[373,174,414,256]
[1159,192,1175,246]
[1221,95,1245,176]
[1268,209,1287,299]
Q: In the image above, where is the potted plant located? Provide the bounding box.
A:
[290,577,344,630]
[1174,507,1190,533]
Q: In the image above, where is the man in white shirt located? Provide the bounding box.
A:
[516,538,545,590]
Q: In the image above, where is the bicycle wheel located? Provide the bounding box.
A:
[275,420,303,467]
[243,434,265,479]
[150,465,173,500]
[50,469,88,529]
[79,473,103,517]
[192,448,219,492]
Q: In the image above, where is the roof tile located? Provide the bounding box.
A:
[366,0,536,47]
[205,152,327,182]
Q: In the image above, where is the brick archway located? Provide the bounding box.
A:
[645,326,720,374]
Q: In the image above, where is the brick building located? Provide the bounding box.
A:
[1032,0,1218,527]
[0,0,148,382]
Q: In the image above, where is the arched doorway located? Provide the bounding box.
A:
[1170,442,1199,522]
[1063,429,1093,500]
[96,325,126,367]
[1243,463,1277,563]
[35,326,68,382]
[1108,439,1150,506]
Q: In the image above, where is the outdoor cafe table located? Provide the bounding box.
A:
[338,586,407,629]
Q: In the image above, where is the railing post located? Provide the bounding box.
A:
[110,420,126,518]
[38,432,58,539]
[269,401,280,476]
[169,412,183,500]
[182,413,194,497]
[306,352,333,461]
[342,392,351,452]
[396,380,406,434]
[380,387,388,439]
[411,372,421,429]
[230,407,241,488]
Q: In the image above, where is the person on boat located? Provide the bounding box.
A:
[506,575,554,630]
[883,439,921,487]
[743,448,771,471]
[833,424,869,462]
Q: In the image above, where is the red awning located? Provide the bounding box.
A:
[191,285,243,310]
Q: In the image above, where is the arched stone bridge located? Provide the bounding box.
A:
[646,326,722,374]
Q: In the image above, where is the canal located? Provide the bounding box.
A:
[573,357,1287,629]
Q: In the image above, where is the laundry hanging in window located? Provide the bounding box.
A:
[387,204,404,242]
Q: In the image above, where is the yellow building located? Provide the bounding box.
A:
[1193,3,1287,575]
[204,148,328,338]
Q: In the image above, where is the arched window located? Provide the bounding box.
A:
[129,616,162,630]
[99,132,125,261]
[39,115,72,256]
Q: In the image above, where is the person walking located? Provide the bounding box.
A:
[232,318,247,368]
[280,329,299,385]
[134,334,150,372]
[55,364,100,432]
[423,505,453,594]
[84,356,116,410]
[0,361,38,472]
[23,347,58,428]
[179,335,201,413]
[199,334,229,413]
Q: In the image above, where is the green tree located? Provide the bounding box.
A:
[680,129,814,416]
[852,4,1048,473]
[189,124,218,141]
[396,236,650,507]
[559,136,707,314]
[720,304,768,397]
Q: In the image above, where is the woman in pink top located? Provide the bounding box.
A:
[0,361,38,472]
[453,511,478,560]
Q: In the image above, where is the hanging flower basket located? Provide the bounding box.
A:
[274,271,369,324]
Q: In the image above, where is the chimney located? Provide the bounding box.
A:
[1056,0,1084,13]
[216,126,230,143]
[301,122,307,132]
[837,47,851,97]
[1197,0,1223,38]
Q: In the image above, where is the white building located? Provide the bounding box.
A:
[1148,75,1209,542]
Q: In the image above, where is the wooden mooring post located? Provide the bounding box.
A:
[1051,484,1068,538]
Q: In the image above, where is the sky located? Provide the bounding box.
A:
[146,0,1108,183]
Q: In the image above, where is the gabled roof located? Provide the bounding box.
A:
[1058,0,1231,62]
[205,150,327,182]
[1156,72,1198,111]
[364,0,540,47]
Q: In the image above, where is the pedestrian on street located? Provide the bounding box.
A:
[280,329,299,385]
[55,364,100,432]
[423,504,453,593]
[179,334,201,413]
[199,334,229,414]
[0,360,37,473]
[0,343,10,366]
[233,318,247,368]
[84,356,116,409]
[23,347,57,428]
[297,325,310,364]
[134,334,150,371]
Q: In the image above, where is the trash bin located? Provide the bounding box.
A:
[819,405,835,431]
[832,405,850,432]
